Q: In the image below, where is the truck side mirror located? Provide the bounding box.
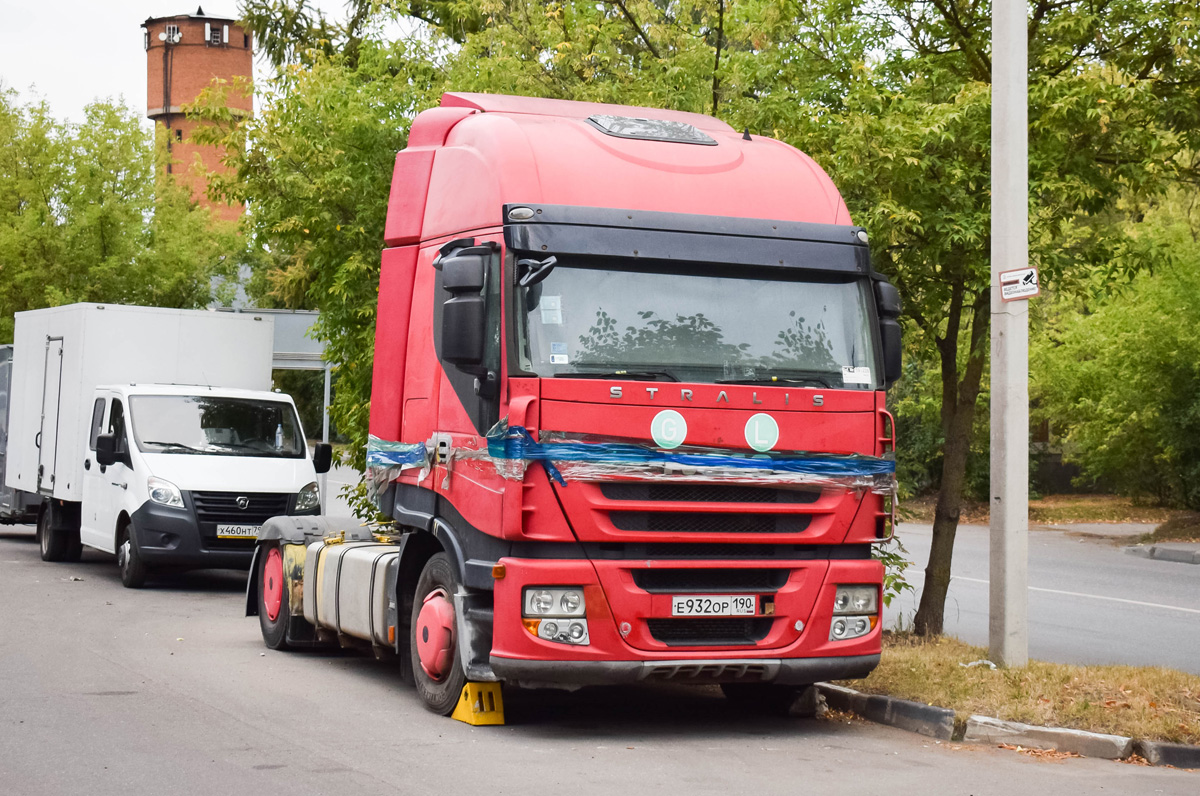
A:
[440,251,489,368]
[874,279,903,387]
[96,433,118,467]
[312,442,333,475]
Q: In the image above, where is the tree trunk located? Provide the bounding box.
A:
[913,290,989,636]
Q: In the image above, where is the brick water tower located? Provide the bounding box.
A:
[142,6,252,222]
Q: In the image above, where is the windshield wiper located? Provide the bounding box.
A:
[554,370,679,382]
[142,441,202,453]
[715,372,835,388]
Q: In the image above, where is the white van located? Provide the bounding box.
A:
[5,303,332,587]
[87,384,331,587]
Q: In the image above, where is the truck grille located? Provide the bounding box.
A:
[599,483,821,504]
[191,491,290,525]
[632,568,788,593]
[646,618,774,647]
[610,511,811,534]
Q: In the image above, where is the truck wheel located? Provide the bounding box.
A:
[37,507,70,562]
[409,553,466,715]
[117,523,149,589]
[720,682,799,714]
[258,544,292,650]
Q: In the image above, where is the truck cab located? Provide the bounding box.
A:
[250,93,900,716]
[85,384,330,587]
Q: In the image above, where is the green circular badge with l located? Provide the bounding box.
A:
[745,413,779,452]
[651,410,687,449]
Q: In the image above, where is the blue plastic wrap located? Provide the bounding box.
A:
[482,421,896,494]
[366,435,430,499]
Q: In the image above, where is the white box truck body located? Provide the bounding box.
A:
[5,304,331,586]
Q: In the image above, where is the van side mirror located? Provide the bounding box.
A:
[440,251,489,368]
[312,442,333,475]
[96,433,118,467]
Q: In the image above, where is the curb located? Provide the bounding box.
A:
[1135,740,1200,769]
[964,715,1132,759]
[816,683,1199,768]
[817,683,955,740]
[1123,544,1200,565]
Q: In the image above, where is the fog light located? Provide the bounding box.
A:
[543,621,559,637]
[568,622,585,640]
[854,618,869,635]
[832,619,847,639]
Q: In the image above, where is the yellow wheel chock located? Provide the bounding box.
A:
[451,682,505,726]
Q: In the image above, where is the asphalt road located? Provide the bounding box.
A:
[2,526,1196,795]
[888,523,1200,673]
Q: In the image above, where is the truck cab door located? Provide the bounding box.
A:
[80,395,109,550]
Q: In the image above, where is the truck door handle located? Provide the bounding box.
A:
[111,482,127,490]
[84,459,91,470]
[34,431,41,449]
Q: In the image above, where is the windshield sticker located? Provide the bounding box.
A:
[550,354,569,365]
[650,409,687,449]
[744,413,780,452]
[841,366,872,385]
[550,342,568,355]
[540,295,563,325]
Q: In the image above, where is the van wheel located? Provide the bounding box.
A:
[38,507,70,562]
[118,523,148,589]
[410,553,466,715]
[258,544,291,650]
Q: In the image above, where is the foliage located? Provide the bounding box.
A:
[232,1,1200,600]
[1034,190,1200,509]
[192,41,444,494]
[874,537,914,609]
[0,89,240,342]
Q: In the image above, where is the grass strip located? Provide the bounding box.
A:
[1139,513,1200,543]
[901,494,1181,525]
[840,634,1200,745]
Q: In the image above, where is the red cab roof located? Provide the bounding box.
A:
[384,93,851,247]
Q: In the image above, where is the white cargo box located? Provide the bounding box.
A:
[5,304,274,502]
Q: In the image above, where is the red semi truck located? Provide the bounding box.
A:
[247,92,902,718]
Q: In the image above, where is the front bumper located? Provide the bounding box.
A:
[490,653,881,687]
[130,498,319,571]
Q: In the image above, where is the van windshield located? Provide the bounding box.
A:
[517,260,879,389]
[129,396,306,458]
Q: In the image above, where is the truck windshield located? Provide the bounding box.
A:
[129,396,306,458]
[517,261,879,388]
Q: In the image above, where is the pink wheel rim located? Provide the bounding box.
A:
[415,588,455,680]
[263,547,284,622]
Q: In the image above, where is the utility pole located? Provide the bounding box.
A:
[989,0,1030,667]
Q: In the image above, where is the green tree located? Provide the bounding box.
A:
[234,1,1200,629]
[193,42,445,483]
[1035,188,1200,508]
[0,89,240,341]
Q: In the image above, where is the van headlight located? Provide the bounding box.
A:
[294,481,320,512]
[147,477,184,508]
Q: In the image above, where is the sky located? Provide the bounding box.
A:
[0,0,349,124]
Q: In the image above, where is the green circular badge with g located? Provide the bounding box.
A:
[651,410,687,449]
[745,413,780,452]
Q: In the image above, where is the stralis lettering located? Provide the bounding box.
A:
[605,385,826,406]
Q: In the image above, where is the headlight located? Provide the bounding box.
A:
[294,481,320,512]
[522,587,586,617]
[147,476,184,508]
[833,585,878,615]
